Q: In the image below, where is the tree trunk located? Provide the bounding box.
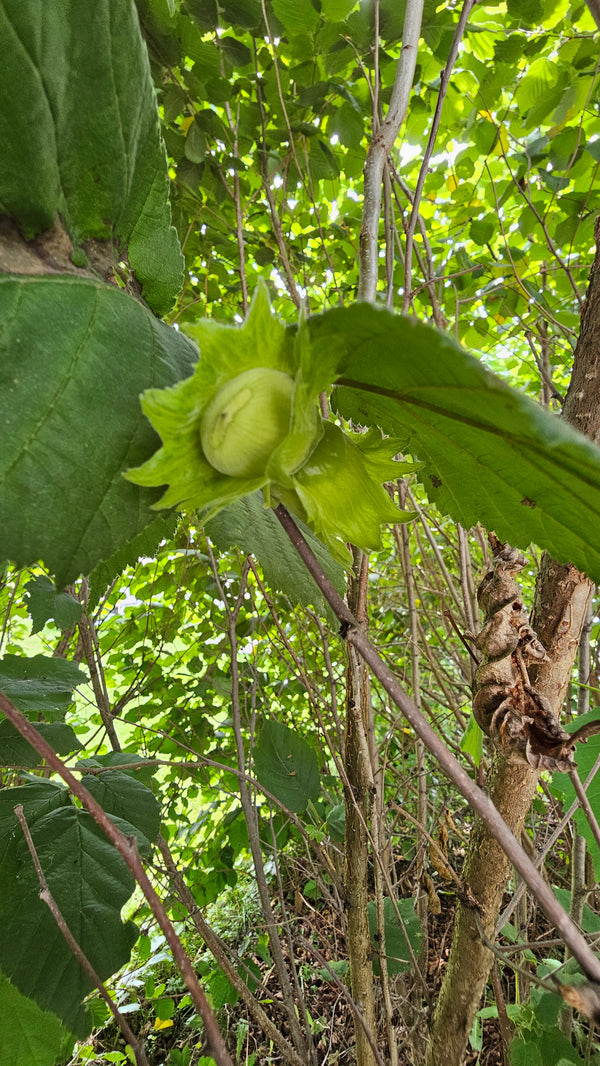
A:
[425,760,539,1066]
[426,216,600,1066]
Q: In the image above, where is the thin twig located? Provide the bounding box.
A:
[157,835,304,1066]
[569,769,600,856]
[273,503,600,984]
[252,41,301,309]
[497,751,600,935]
[14,804,149,1066]
[78,609,121,752]
[491,960,514,1065]
[297,936,387,1066]
[205,544,312,1061]
[443,609,480,666]
[0,693,234,1066]
[358,0,424,301]
[402,0,476,313]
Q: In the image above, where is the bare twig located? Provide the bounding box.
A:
[273,503,600,984]
[157,835,304,1066]
[358,0,424,301]
[14,804,150,1066]
[497,750,600,935]
[402,0,476,313]
[205,545,313,1062]
[0,692,234,1066]
[569,769,600,856]
[252,43,301,309]
[0,570,21,654]
[224,99,248,313]
[78,609,121,752]
[491,961,514,1064]
[297,936,386,1066]
[578,593,595,716]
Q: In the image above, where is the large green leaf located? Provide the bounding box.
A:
[0,721,82,767]
[0,782,70,865]
[0,655,86,721]
[309,304,600,584]
[0,0,183,314]
[0,804,139,1037]
[367,896,422,976]
[81,770,161,844]
[253,720,320,813]
[87,513,178,610]
[272,0,320,34]
[508,1038,544,1066]
[0,276,197,585]
[206,491,345,622]
[24,577,83,634]
[78,751,158,788]
[0,972,72,1066]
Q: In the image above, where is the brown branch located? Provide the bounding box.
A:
[273,503,600,984]
[296,936,386,1066]
[14,804,149,1066]
[569,769,600,856]
[204,545,312,1062]
[491,961,514,1064]
[78,607,121,751]
[156,835,304,1066]
[0,692,233,1066]
[443,609,480,666]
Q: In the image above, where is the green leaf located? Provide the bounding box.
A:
[330,102,364,150]
[310,303,600,586]
[321,0,357,19]
[0,805,139,1037]
[80,770,161,844]
[531,985,563,1027]
[221,34,253,68]
[0,276,196,585]
[469,219,494,246]
[367,896,422,976]
[0,721,82,767]
[326,802,345,842]
[0,0,183,313]
[0,655,86,721]
[24,577,83,634]
[154,995,175,1020]
[507,0,544,24]
[0,782,71,853]
[208,968,239,1009]
[539,1027,585,1065]
[87,514,178,612]
[77,751,158,788]
[515,57,559,119]
[253,720,320,813]
[509,1036,544,1066]
[460,716,484,766]
[206,491,345,621]
[272,0,320,35]
[0,971,72,1066]
[185,121,207,163]
[554,887,600,935]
